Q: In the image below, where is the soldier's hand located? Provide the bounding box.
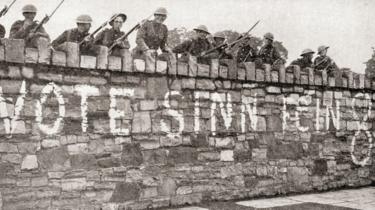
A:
[28,32,36,39]
[23,20,33,30]
[84,36,93,42]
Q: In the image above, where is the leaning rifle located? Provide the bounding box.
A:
[0,0,16,18]
[108,14,153,52]
[201,20,260,56]
[79,13,123,46]
[30,0,65,35]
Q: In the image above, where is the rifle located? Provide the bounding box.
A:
[79,13,126,46]
[30,0,65,34]
[201,20,260,56]
[0,0,16,18]
[108,14,153,52]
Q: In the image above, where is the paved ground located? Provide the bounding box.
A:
[169,186,375,210]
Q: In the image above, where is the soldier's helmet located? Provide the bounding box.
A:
[109,13,127,26]
[301,48,315,56]
[317,45,329,54]
[213,32,225,39]
[194,25,210,34]
[263,32,274,41]
[22,4,37,13]
[154,7,168,16]
[76,15,93,24]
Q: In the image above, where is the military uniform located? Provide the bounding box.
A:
[135,20,168,54]
[0,24,5,38]
[290,58,313,69]
[172,38,212,64]
[258,44,281,65]
[314,55,338,73]
[9,20,49,47]
[94,28,130,55]
[236,44,258,63]
[51,28,93,54]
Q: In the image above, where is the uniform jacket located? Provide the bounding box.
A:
[258,44,281,64]
[136,20,168,51]
[290,57,314,69]
[314,55,338,73]
[236,44,258,63]
[94,28,130,50]
[9,20,49,47]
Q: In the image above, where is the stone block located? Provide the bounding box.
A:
[96,45,108,69]
[22,66,34,79]
[25,48,38,63]
[359,74,365,89]
[278,64,286,83]
[167,53,177,75]
[335,69,343,87]
[80,55,97,69]
[219,65,228,79]
[65,42,79,67]
[353,73,360,89]
[264,64,271,82]
[328,76,335,87]
[177,61,188,76]
[256,69,265,81]
[37,37,51,64]
[52,50,66,66]
[108,56,122,71]
[315,72,322,86]
[4,39,25,63]
[294,65,301,84]
[156,60,168,74]
[188,55,197,76]
[211,59,219,78]
[220,150,234,161]
[225,59,237,79]
[300,73,308,85]
[244,62,255,81]
[271,70,279,82]
[365,77,372,89]
[121,49,133,72]
[132,111,151,133]
[134,58,146,72]
[238,67,246,80]
[197,63,210,77]
[21,155,38,170]
[0,43,4,61]
[322,69,328,86]
[308,67,314,85]
[110,183,141,202]
[196,79,215,90]
[145,53,156,73]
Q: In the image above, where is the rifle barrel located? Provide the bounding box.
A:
[49,0,65,20]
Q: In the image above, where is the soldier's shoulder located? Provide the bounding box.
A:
[11,20,24,26]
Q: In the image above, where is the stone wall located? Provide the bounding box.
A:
[0,38,374,210]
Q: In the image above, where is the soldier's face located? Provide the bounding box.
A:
[23,12,36,20]
[196,31,208,39]
[77,23,91,33]
[113,17,124,30]
[154,14,167,23]
[320,49,327,56]
[263,38,272,45]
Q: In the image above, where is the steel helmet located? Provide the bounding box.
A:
[264,32,274,41]
[76,15,93,24]
[109,13,127,26]
[213,32,225,39]
[154,7,168,16]
[317,45,329,54]
[300,48,315,56]
[194,25,210,34]
[22,4,37,13]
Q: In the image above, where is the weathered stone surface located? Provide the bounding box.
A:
[121,143,143,166]
[52,50,66,66]
[167,147,197,164]
[4,39,25,63]
[21,155,38,170]
[158,177,177,196]
[110,182,140,202]
[80,55,97,69]
[108,56,122,71]
[25,48,38,63]
[132,111,151,133]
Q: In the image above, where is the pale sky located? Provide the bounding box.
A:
[0,0,374,73]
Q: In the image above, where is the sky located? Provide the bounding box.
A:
[0,0,374,73]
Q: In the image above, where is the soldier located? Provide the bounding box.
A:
[207,32,233,60]
[9,4,50,47]
[236,36,258,63]
[51,15,94,55]
[0,24,5,38]
[134,7,169,58]
[258,32,281,65]
[94,13,130,56]
[313,45,338,73]
[172,25,212,64]
[289,48,315,69]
